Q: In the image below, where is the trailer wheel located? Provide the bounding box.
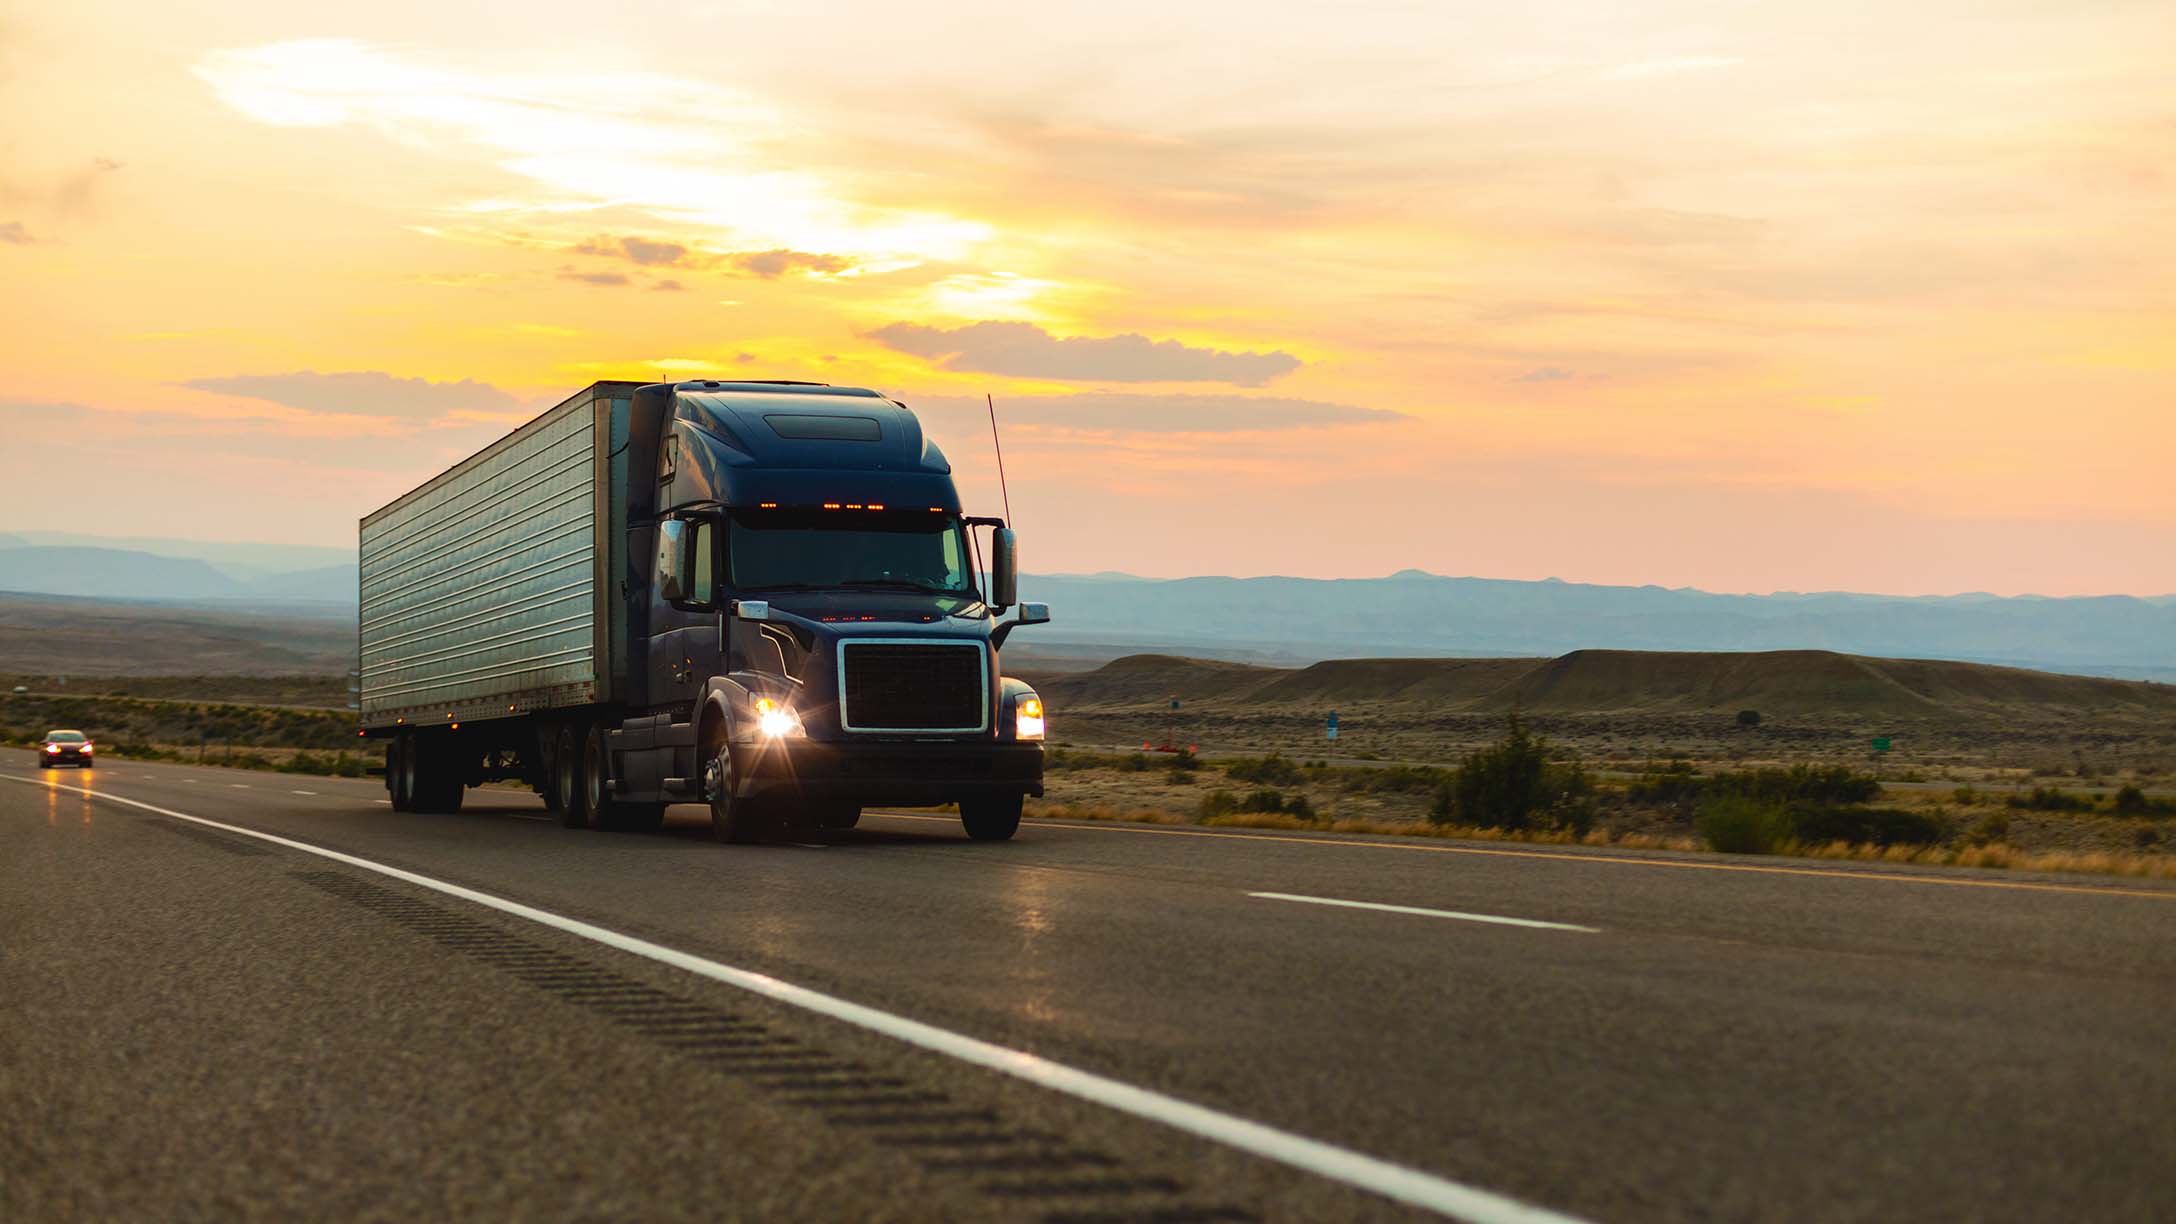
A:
[411,736,466,814]
[553,725,587,828]
[705,737,763,844]
[388,735,416,812]
[959,795,1022,842]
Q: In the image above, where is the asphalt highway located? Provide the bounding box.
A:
[5,749,2174,1222]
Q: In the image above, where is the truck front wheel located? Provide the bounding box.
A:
[705,738,763,844]
[959,795,1022,842]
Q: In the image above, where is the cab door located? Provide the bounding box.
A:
[647,516,722,710]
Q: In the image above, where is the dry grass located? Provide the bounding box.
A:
[1025,797,2176,880]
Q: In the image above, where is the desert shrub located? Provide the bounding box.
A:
[1431,711,1595,833]
[1285,793,1317,822]
[1735,709,1762,727]
[1239,789,1286,813]
[1225,753,1305,786]
[1165,762,1196,785]
[2009,786,2090,812]
[1165,752,1202,772]
[1965,810,2010,846]
[2114,785,2149,816]
[1345,764,1446,794]
[1697,795,1794,855]
[1787,804,1944,847]
[1199,789,1239,819]
[1630,763,1880,812]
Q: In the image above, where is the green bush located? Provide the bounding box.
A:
[1787,804,1944,847]
[1225,753,1305,786]
[1629,763,1881,811]
[1430,711,1594,833]
[2114,785,2149,815]
[1735,709,1762,727]
[1696,795,1794,855]
[1966,810,2010,846]
[2008,786,2090,812]
[1199,789,1239,819]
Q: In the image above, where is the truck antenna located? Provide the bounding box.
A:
[986,392,1014,526]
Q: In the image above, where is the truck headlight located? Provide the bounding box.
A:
[753,697,803,739]
[1015,696,1045,741]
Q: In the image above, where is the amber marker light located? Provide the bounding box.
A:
[1016,696,1046,741]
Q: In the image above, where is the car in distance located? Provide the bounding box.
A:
[9,685,26,695]
[39,729,94,769]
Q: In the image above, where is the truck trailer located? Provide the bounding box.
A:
[357,379,1050,842]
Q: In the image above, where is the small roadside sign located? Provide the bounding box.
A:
[1871,737,1892,752]
[1327,710,1340,741]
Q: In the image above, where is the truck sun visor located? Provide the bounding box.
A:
[764,414,882,441]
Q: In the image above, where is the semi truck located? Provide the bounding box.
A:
[357,379,1050,843]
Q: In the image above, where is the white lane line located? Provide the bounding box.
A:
[0,774,1581,1224]
[229,783,250,789]
[1250,891,1600,934]
[291,790,318,796]
[373,799,391,805]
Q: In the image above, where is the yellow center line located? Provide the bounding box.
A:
[865,811,2176,902]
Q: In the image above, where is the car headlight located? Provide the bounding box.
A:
[79,744,92,754]
[753,697,803,739]
[44,744,60,753]
[1015,696,1045,741]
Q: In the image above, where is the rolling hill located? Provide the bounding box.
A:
[1036,650,2176,721]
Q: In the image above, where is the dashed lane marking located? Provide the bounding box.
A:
[1249,891,1599,933]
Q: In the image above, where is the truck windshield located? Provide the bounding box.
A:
[727,508,975,596]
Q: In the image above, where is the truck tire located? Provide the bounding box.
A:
[553,725,587,828]
[585,725,665,832]
[959,795,1022,842]
[412,736,465,814]
[388,736,416,812]
[705,736,763,844]
[814,803,860,831]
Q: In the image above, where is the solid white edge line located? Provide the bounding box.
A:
[3,774,1585,1224]
[1251,891,1600,933]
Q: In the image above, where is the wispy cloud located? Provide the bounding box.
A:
[559,268,630,287]
[0,221,32,245]
[731,249,850,278]
[1514,366,1576,383]
[868,321,1302,386]
[193,39,985,261]
[573,235,695,267]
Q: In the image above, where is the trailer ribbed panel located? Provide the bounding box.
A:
[358,393,603,724]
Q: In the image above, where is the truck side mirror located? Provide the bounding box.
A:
[656,519,689,602]
[990,528,1017,611]
[735,600,770,621]
[658,518,717,609]
[1016,601,1049,625]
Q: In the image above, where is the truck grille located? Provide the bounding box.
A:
[839,641,987,732]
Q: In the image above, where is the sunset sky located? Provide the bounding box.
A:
[3,1,2171,595]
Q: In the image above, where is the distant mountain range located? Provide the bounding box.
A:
[0,540,355,607]
[1014,571,2176,682]
[1,534,2170,682]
